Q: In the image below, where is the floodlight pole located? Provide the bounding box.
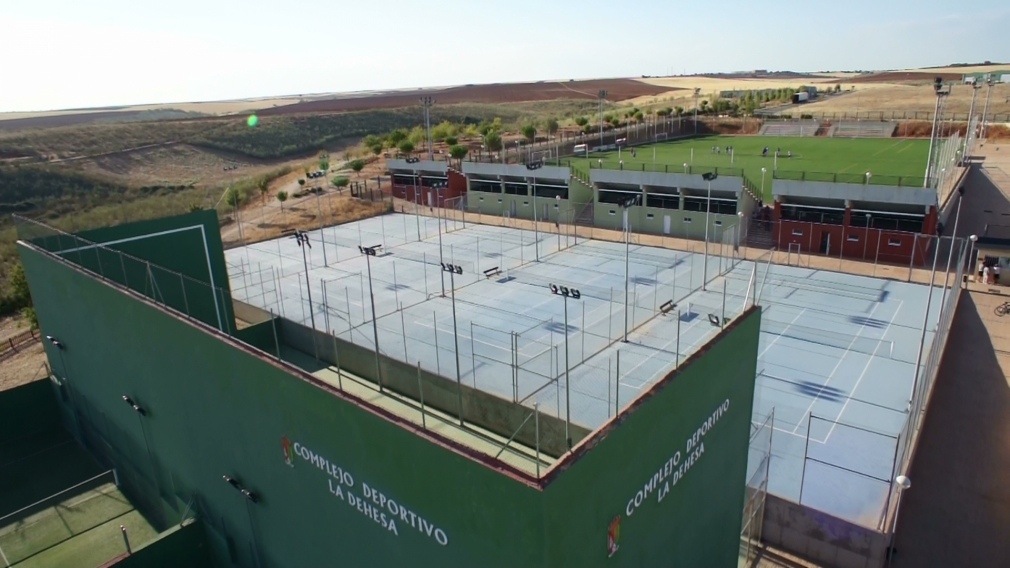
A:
[909,236,941,406]
[965,81,981,155]
[362,247,383,391]
[563,292,571,449]
[936,188,965,325]
[693,88,700,134]
[294,231,316,330]
[443,265,464,426]
[923,80,948,187]
[598,90,607,148]
[980,75,994,139]
[702,177,715,291]
[437,184,446,296]
[623,199,633,343]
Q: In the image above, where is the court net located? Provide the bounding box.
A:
[761,320,897,360]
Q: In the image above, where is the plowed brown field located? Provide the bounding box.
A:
[257,79,673,115]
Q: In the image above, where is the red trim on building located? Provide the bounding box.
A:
[771,202,936,265]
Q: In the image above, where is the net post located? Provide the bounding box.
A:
[179,273,191,318]
[534,402,541,478]
[270,310,281,360]
[799,413,812,503]
[615,350,621,416]
[400,303,408,362]
[676,310,681,368]
[433,311,441,375]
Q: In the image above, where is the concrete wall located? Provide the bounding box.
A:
[762,493,888,568]
[591,169,744,193]
[387,159,448,174]
[0,379,61,445]
[278,318,586,458]
[593,204,741,241]
[774,179,935,207]
[467,190,573,225]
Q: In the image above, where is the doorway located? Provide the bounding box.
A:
[819,232,831,254]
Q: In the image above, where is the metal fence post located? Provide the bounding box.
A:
[417,361,426,429]
[798,414,812,503]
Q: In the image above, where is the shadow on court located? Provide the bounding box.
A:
[892,292,1010,567]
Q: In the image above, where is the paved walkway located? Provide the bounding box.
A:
[890,141,1010,567]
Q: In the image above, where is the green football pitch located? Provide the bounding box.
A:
[562,135,930,200]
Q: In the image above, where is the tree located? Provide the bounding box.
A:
[388,129,408,145]
[350,159,365,177]
[7,261,31,311]
[484,131,503,153]
[297,179,305,187]
[225,186,245,208]
[546,118,559,136]
[332,176,350,189]
[574,116,589,127]
[633,111,644,123]
[398,140,414,155]
[674,106,683,116]
[319,158,329,172]
[362,134,381,148]
[444,136,458,147]
[656,109,669,117]
[521,124,536,144]
[449,144,468,162]
[834,84,841,93]
[582,123,596,134]
[276,190,288,212]
[257,177,269,204]
[370,143,384,156]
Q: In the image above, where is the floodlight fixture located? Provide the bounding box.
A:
[969,234,978,242]
[359,245,381,256]
[895,475,911,490]
[441,263,462,274]
[223,475,242,491]
[122,395,146,416]
[45,335,63,348]
[291,230,312,248]
[701,172,718,181]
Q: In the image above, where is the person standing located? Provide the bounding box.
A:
[983,264,991,285]
[995,263,1001,285]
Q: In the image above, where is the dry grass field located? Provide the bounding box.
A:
[798,82,1010,116]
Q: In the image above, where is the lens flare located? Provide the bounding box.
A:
[247,114,258,127]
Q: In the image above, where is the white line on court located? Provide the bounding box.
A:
[790,298,885,434]
[758,307,807,358]
[821,300,904,444]
[0,540,10,568]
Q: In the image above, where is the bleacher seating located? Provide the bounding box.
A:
[758,121,820,136]
[829,122,897,138]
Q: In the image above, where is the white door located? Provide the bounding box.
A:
[622,209,629,231]
[663,215,671,235]
[427,191,433,207]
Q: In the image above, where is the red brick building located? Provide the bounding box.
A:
[388,158,467,207]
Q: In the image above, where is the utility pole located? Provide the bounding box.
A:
[598,90,607,148]
[420,96,435,161]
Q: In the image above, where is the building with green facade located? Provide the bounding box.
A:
[13,210,760,567]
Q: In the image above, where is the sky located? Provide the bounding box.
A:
[1,0,1008,113]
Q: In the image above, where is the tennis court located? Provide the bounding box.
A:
[226,213,945,526]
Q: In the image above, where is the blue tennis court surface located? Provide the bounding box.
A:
[225,213,941,527]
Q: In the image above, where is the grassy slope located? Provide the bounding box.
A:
[565,135,930,198]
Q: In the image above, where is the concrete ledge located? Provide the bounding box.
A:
[387,159,448,173]
[462,162,569,181]
[590,169,743,192]
[774,179,935,207]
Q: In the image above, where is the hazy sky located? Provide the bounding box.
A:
[2,0,1008,113]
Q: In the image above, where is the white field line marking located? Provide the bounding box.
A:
[758,307,808,358]
[822,300,904,444]
[791,299,885,434]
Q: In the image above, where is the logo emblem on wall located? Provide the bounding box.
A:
[281,436,294,468]
[607,514,621,557]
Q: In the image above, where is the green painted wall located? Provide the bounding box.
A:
[112,521,217,568]
[542,309,759,567]
[23,210,233,331]
[19,244,545,568]
[593,203,741,241]
[0,379,61,444]
[18,237,759,568]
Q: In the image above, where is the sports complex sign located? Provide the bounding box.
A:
[609,399,731,558]
[281,436,449,546]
